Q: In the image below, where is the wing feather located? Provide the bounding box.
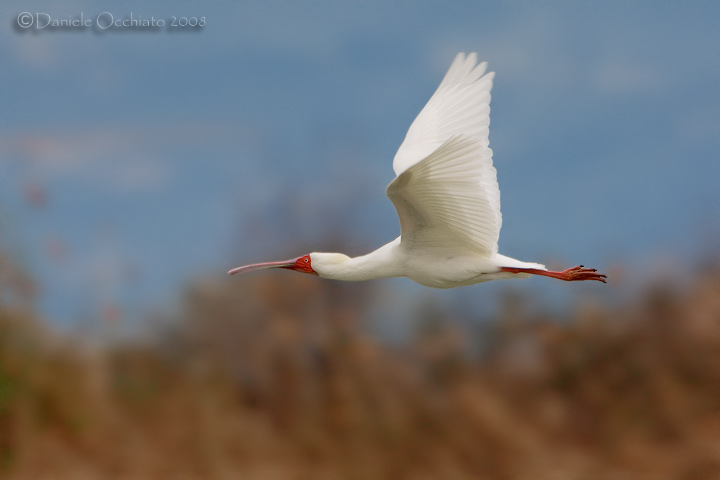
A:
[393,52,495,176]
[387,135,501,256]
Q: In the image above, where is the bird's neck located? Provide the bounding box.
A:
[318,237,403,281]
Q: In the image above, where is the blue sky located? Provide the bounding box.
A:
[1,1,719,328]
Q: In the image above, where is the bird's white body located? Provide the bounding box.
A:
[310,238,540,288]
[229,53,606,286]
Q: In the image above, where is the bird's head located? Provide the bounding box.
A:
[228,252,350,278]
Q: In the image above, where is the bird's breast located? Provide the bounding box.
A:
[403,254,499,289]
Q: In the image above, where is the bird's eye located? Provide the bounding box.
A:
[304,258,309,263]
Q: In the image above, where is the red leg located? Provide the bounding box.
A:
[501,265,607,283]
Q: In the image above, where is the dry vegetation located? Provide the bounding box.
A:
[1,262,720,479]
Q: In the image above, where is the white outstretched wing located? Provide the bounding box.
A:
[387,53,501,257]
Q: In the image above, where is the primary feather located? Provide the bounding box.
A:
[393,52,495,175]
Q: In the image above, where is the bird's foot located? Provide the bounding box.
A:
[556,265,607,283]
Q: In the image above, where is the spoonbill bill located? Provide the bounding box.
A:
[229,53,606,287]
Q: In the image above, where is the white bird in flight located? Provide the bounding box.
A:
[229,53,606,287]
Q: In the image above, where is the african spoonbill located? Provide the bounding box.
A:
[228,53,606,287]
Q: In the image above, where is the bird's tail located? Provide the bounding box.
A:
[492,253,546,271]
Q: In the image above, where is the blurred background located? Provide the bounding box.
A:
[1,1,720,478]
